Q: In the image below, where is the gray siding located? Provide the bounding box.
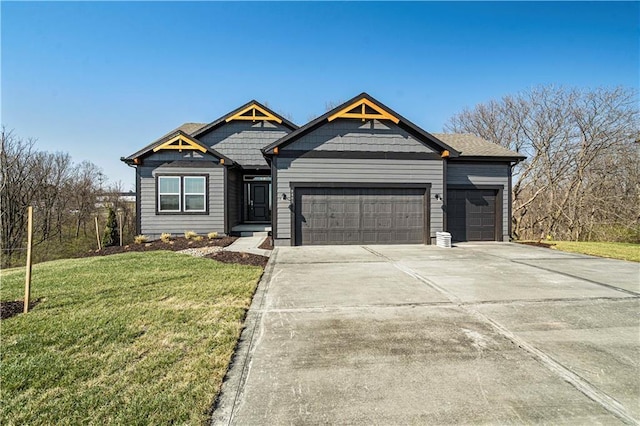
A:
[227,168,243,230]
[446,162,510,241]
[274,157,443,244]
[198,121,290,167]
[282,119,435,153]
[139,163,225,239]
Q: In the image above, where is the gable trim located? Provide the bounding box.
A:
[121,130,235,166]
[225,103,283,124]
[327,97,400,124]
[152,134,208,153]
[191,100,297,139]
[262,92,460,157]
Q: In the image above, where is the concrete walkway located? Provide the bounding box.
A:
[223,236,271,257]
[212,243,639,425]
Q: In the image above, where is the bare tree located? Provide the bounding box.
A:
[1,128,106,267]
[446,86,639,241]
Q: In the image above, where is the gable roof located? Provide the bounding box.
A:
[191,100,298,139]
[121,129,234,165]
[262,92,460,157]
[434,133,525,161]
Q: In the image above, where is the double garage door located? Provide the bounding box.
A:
[447,189,500,242]
[294,187,428,245]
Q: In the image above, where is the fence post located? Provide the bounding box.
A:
[94,216,102,250]
[23,206,33,314]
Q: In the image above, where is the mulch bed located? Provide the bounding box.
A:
[77,236,238,257]
[1,299,41,321]
[517,241,556,248]
[258,236,273,251]
[206,251,269,267]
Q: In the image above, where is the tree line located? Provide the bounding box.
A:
[1,128,135,268]
[446,85,639,242]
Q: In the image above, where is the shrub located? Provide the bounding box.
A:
[184,231,198,240]
[133,235,148,244]
[193,236,204,242]
[208,232,218,239]
[160,233,172,243]
[102,207,120,248]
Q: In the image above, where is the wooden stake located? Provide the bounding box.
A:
[23,206,33,314]
[118,210,123,246]
[95,216,102,251]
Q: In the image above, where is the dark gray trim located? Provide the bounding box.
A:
[508,165,513,240]
[135,167,141,235]
[223,167,228,234]
[290,182,432,189]
[154,173,210,216]
[447,184,503,241]
[262,92,460,157]
[278,150,443,160]
[442,159,447,232]
[139,160,225,169]
[289,182,432,246]
[271,157,278,238]
[191,99,298,139]
[448,156,525,163]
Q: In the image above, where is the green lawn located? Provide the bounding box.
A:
[1,251,263,425]
[549,241,640,262]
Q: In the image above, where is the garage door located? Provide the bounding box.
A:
[294,187,427,245]
[447,189,498,242]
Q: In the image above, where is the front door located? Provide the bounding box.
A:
[248,182,270,222]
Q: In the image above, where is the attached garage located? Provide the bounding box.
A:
[293,185,429,245]
[446,187,502,242]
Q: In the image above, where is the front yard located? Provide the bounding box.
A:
[0,251,263,424]
[519,240,639,262]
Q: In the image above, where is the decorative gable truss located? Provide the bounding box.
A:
[328,97,400,123]
[153,134,208,153]
[225,103,283,124]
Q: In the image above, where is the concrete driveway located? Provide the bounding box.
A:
[212,243,640,425]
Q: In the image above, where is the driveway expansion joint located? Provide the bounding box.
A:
[363,245,639,425]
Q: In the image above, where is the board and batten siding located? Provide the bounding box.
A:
[274,157,444,245]
[139,163,225,239]
[446,162,510,241]
[198,121,290,167]
[282,119,435,153]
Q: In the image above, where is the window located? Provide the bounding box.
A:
[184,177,206,212]
[158,175,207,213]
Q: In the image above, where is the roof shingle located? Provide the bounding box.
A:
[433,133,524,159]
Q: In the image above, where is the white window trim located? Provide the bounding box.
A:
[183,176,206,213]
[158,176,181,212]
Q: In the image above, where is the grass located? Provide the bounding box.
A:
[0,251,263,425]
[548,241,640,262]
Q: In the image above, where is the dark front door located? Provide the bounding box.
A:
[248,182,270,222]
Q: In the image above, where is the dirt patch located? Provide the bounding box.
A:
[517,241,556,249]
[258,237,273,251]
[206,251,269,267]
[1,299,41,320]
[77,236,238,258]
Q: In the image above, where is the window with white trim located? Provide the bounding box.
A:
[158,175,207,213]
[183,176,206,212]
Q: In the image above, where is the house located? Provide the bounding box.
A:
[121,93,524,246]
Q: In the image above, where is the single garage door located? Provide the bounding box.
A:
[294,187,427,245]
[447,189,498,242]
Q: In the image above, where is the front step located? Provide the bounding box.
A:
[238,231,269,237]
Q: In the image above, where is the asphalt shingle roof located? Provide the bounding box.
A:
[433,133,524,158]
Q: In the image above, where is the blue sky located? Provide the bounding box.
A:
[2,1,638,190]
